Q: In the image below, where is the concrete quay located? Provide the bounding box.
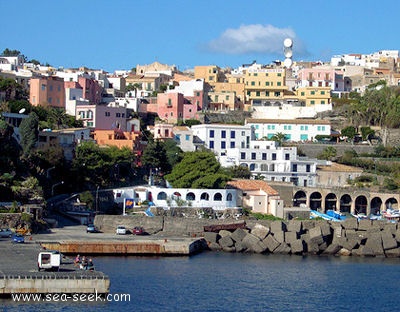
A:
[0,238,110,296]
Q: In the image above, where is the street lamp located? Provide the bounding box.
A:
[51,181,64,197]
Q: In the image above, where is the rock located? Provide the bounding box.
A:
[353,246,375,257]
[385,247,400,258]
[290,239,305,254]
[230,228,248,243]
[273,242,291,254]
[222,246,236,252]
[235,241,246,252]
[395,229,400,243]
[358,219,372,231]
[219,230,232,237]
[342,238,359,251]
[270,221,286,233]
[342,218,358,230]
[273,231,285,243]
[364,233,384,256]
[242,233,267,253]
[308,226,324,245]
[381,232,398,250]
[203,232,220,244]
[219,235,234,248]
[323,243,342,255]
[306,239,320,254]
[263,235,280,252]
[287,220,302,234]
[251,224,270,240]
[301,220,316,231]
[383,223,397,235]
[284,231,298,245]
[338,248,352,256]
[208,242,222,251]
[319,222,332,237]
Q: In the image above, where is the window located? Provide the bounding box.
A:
[251,153,256,160]
[277,82,281,86]
[321,101,325,104]
[185,134,190,141]
[266,91,269,96]
[230,131,235,139]
[214,193,222,201]
[311,91,315,95]
[251,81,255,86]
[221,130,226,138]
[262,153,267,160]
[221,141,226,149]
[241,131,245,136]
[116,113,121,117]
[49,85,53,91]
[311,100,315,105]
[210,130,214,138]
[209,141,214,148]
[225,95,229,101]
[306,164,311,172]
[321,91,325,95]
[274,92,280,97]
[241,152,246,160]
[285,154,290,160]
[265,82,270,86]
[256,91,260,96]
[301,92,305,96]
[292,164,297,172]
[41,84,46,91]
[196,92,200,96]
[300,134,308,140]
[48,97,52,104]
[167,99,172,107]
[272,153,276,160]
[277,73,282,77]
[105,112,110,117]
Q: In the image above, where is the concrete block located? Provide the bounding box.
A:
[323,243,342,255]
[273,231,285,243]
[318,242,328,252]
[308,226,324,245]
[319,222,332,237]
[219,230,232,237]
[383,223,397,235]
[273,243,291,254]
[222,246,236,252]
[270,221,286,233]
[290,239,305,254]
[219,235,234,248]
[287,220,302,233]
[263,234,280,252]
[385,247,400,258]
[342,238,359,251]
[230,228,248,243]
[381,233,398,250]
[208,242,222,251]
[284,231,298,245]
[203,232,220,244]
[353,245,375,257]
[242,233,267,253]
[235,241,246,253]
[342,218,358,230]
[364,234,384,256]
[395,229,400,243]
[306,239,320,254]
[251,223,270,240]
[358,219,372,231]
[301,220,316,231]
[372,220,386,230]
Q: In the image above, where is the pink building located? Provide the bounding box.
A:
[76,104,128,130]
[78,77,102,104]
[296,68,345,92]
[29,76,65,108]
[157,92,184,124]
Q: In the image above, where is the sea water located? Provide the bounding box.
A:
[2,252,400,311]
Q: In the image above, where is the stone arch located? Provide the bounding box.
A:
[260,164,268,171]
[309,192,322,211]
[385,198,398,210]
[186,192,195,201]
[201,192,210,201]
[355,195,368,215]
[213,193,222,201]
[157,192,167,200]
[293,190,307,207]
[240,163,248,168]
[340,194,352,213]
[249,163,256,171]
[226,193,233,201]
[325,193,337,212]
[269,164,275,171]
[370,197,382,215]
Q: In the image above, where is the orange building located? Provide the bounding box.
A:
[29,76,65,108]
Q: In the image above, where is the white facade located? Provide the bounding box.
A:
[219,140,317,187]
[191,124,254,156]
[173,126,198,152]
[251,103,333,120]
[65,87,89,116]
[113,186,239,210]
[168,79,204,97]
[246,118,331,142]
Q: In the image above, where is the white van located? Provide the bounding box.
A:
[38,251,61,271]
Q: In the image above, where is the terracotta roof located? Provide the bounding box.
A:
[226,179,279,196]
[317,162,363,173]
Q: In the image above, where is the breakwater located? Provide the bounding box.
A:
[204,219,400,257]
[95,215,400,257]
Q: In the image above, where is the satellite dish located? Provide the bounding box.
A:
[19,108,26,114]
[284,49,293,58]
[283,58,293,68]
[283,38,293,48]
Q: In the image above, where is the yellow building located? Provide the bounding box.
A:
[296,86,331,106]
[194,65,225,85]
[244,68,287,105]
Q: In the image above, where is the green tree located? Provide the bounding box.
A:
[141,140,170,174]
[225,165,251,179]
[317,146,337,161]
[164,151,230,188]
[19,112,39,157]
[126,83,141,97]
[271,132,286,146]
[11,176,43,204]
[341,126,357,143]
[1,49,21,56]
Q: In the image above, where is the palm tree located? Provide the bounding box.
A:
[271,132,286,146]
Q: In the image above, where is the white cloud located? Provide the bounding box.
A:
[206,24,307,56]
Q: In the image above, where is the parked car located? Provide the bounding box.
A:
[116,225,127,235]
[0,228,13,238]
[12,233,25,243]
[86,224,99,233]
[38,251,61,271]
[132,226,146,235]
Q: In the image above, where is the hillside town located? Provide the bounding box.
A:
[1,45,400,225]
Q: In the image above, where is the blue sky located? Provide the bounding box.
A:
[1,0,399,72]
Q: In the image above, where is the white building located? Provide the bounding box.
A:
[246,118,331,142]
[219,140,317,187]
[191,123,254,157]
